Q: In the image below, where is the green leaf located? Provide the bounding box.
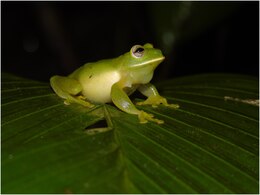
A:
[2,73,258,193]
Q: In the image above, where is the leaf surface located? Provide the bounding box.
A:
[2,73,259,193]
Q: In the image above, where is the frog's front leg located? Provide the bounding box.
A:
[137,83,179,108]
[111,83,163,124]
[50,75,94,108]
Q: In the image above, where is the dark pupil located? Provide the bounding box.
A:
[135,47,144,53]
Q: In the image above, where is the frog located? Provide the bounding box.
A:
[50,43,179,127]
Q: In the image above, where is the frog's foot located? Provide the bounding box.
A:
[137,95,179,109]
[64,95,95,108]
[138,110,164,124]
[77,95,87,100]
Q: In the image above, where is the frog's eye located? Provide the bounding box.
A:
[131,45,145,58]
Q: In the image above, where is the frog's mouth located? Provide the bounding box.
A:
[131,56,165,67]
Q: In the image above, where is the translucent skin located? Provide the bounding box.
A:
[50,43,179,124]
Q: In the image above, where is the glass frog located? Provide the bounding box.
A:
[50,43,179,126]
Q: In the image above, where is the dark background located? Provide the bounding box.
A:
[2,1,259,82]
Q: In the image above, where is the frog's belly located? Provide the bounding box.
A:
[79,71,120,103]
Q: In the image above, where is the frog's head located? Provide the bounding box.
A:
[120,43,165,84]
[125,43,165,69]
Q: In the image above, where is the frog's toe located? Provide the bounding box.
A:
[138,111,164,124]
[64,96,95,108]
[64,99,71,105]
[136,101,146,106]
[77,95,87,100]
[167,103,180,109]
[137,95,167,107]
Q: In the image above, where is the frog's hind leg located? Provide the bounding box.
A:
[50,75,94,108]
[64,94,94,108]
